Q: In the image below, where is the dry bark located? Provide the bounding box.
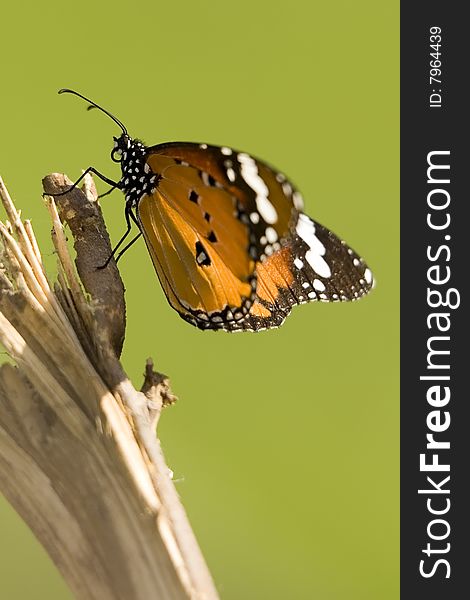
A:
[0,174,219,600]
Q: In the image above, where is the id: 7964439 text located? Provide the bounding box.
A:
[429,26,442,108]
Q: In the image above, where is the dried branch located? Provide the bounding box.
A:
[42,174,125,359]
[0,174,219,600]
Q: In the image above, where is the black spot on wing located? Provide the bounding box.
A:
[195,240,211,266]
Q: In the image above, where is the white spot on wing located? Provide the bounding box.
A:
[292,191,304,210]
[313,279,326,292]
[226,167,236,182]
[364,268,373,285]
[237,153,278,224]
[265,226,278,244]
[221,147,232,155]
[294,257,304,270]
[296,214,332,278]
[250,212,260,224]
[282,181,292,196]
[256,196,278,225]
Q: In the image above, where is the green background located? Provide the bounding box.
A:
[1,1,398,598]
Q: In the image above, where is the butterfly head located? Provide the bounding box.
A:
[111,133,132,162]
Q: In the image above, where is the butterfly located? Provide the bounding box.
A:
[57,89,374,332]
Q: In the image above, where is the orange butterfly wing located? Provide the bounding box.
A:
[136,143,373,331]
[138,151,257,329]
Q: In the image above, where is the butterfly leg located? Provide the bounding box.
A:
[97,205,141,269]
[113,232,143,265]
[47,167,120,197]
[98,185,119,199]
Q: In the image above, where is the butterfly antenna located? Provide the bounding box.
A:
[58,88,128,135]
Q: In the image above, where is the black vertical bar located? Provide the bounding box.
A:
[401,4,468,599]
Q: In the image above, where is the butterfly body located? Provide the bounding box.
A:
[110,133,373,332]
